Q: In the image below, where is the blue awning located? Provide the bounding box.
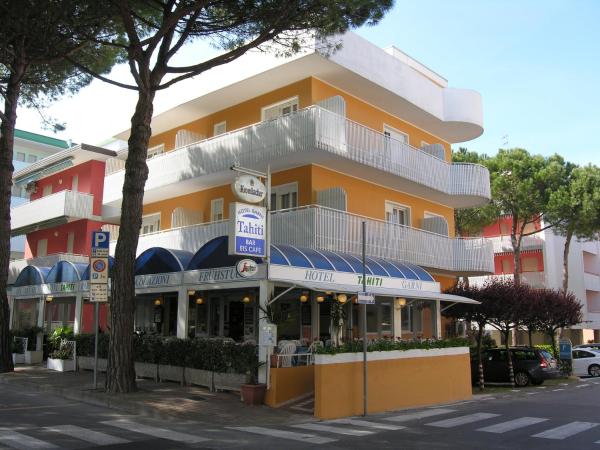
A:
[14,265,50,287]
[271,243,434,281]
[46,261,87,283]
[135,247,193,276]
[82,256,115,280]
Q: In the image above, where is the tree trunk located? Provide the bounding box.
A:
[476,326,484,391]
[0,66,23,373]
[562,229,573,293]
[504,330,515,387]
[528,328,533,347]
[106,89,155,393]
[511,233,522,286]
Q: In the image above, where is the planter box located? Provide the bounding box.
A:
[158,364,185,384]
[47,358,75,372]
[78,356,107,372]
[12,353,25,364]
[25,350,43,365]
[214,372,249,392]
[135,362,158,381]
[241,383,266,406]
[185,368,213,390]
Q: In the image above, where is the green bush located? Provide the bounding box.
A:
[74,333,109,358]
[315,337,471,355]
[535,344,557,358]
[48,326,74,354]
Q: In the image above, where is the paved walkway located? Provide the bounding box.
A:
[0,365,312,426]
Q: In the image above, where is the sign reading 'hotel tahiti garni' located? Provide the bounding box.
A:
[232,174,266,204]
[229,202,266,257]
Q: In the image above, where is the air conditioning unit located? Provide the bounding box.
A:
[25,181,38,194]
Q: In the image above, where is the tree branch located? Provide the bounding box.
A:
[64,56,138,90]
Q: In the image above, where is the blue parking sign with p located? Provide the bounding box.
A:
[91,231,110,257]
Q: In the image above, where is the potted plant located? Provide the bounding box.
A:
[240,358,266,406]
[47,341,76,372]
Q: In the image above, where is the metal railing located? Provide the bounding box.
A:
[270,205,494,274]
[104,106,490,204]
[488,235,545,253]
[469,272,547,288]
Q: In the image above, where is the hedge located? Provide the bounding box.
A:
[315,337,471,355]
[74,334,257,374]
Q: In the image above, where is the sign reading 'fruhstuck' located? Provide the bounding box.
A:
[228,202,266,257]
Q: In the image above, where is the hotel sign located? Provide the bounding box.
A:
[270,265,440,294]
[9,284,49,298]
[229,202,266,257]
[48,282,78,294]
[135,272,182,289]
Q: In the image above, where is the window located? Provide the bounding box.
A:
[383,124,409,145]
[147,144,165,160]
[421,141,430,148]
[140,213,160,235]
[573,350,595,359]
[501,259,511,274]
[27,154,37,163]
[261,97,299,121]
[71,175,78,192]
[271,183,298,211]
[42,184,52,197]
[522,257,538,272]
[385,201,411,226]
[66,232,75,254]
[213,121,226,136]
[36,239,48,257]
[211,198,224,222]
[15,152,25,162]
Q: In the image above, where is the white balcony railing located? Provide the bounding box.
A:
[11,190,94,235]
[584,272,600,292]
[469,272,546,289]
[270,205,494,275]
[8,253,89,285]
[488,235,545,253]
[104,205,493,274]
[109,220,230,256]
[104,106,490,207]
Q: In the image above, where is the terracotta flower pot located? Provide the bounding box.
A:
[241,383,266,406]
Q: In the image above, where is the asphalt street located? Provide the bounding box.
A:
[1,378,600,449]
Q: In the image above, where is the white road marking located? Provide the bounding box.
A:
[576,384,590,388]
[536,386,547,389]
[477,417,548,433]
[385,408,457,423]
[102,419,208,444]
[560,383,569,386]
[229,426,336,444]
[533,421,599,439]
[511,389,521,392]
[44,425,130,446]
[293,423,374,436]
[526,392,539,395]
[325,418,405,431]
[552,389,565,392]
[0,431,57,449]
[427,413,500,428]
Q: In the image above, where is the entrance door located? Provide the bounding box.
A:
[228,301,244,341]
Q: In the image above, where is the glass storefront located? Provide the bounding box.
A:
[135,293,178,336]
[400,299,437,339]
[12,298,40,330]
[44,297,75,332]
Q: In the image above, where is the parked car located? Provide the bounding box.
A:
[572,348,600,377]
[471,347,560,387]
[574,343,600,351]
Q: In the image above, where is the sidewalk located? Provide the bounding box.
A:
[0,365,313,426]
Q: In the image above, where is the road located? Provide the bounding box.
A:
[1,379,600,449]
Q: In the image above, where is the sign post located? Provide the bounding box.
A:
[90,230,109,390]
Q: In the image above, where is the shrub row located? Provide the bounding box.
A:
[315,337,471,355]
[74,334,257,374]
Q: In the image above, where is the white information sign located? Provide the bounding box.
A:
[357,293,375,304]
[90,284,108,302]
[232,175,266,203]
[90,231,109,302]
[90,257,109,284]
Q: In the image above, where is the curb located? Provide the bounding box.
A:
[0,375,182,423]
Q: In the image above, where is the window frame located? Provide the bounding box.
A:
[271,182,299,211]
[140,212,161,235]
[385,200,411,227]
[261,96,299,121]
[213,121,227,136]
[210,198,224,222]
[383,124,409,145]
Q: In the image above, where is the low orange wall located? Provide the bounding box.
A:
[264,366,314,407]
[314,348,471,419]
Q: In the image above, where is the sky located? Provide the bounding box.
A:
[15,0,600,165]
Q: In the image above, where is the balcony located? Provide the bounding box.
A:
[104,106,490,208]
[488,235,545,253]
[8,253,89,285]
[271,205,494,276]
[116,205,493,275]
[11,190,95,236]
